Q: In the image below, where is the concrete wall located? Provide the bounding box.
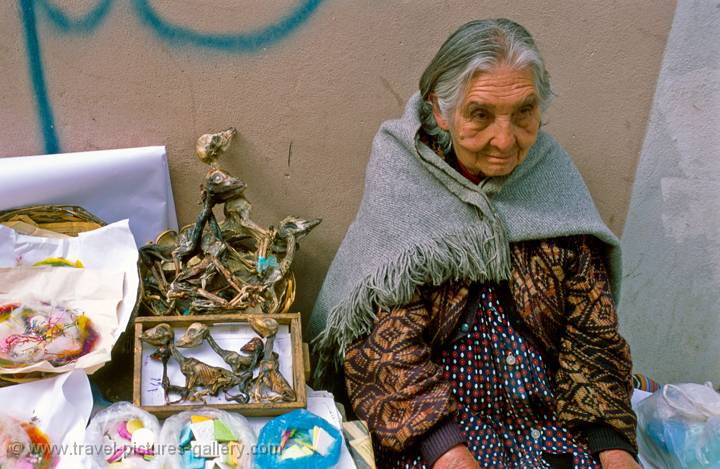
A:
[619,1,720,384]
[0,1,675,320]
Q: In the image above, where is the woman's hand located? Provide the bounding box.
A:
[598,449,642,469]
[432,444,480,469]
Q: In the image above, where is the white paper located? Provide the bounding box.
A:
[0,220,139,342]
[0,369,93,468]
[0,146,178,247]
[314,426,334,456]
[191,420,217,446]
[141,324,293,406]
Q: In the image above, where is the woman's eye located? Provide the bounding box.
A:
[514,106,535,123]
[473,110,489,120]
[520,105,536,116]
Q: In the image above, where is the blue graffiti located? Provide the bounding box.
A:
[36,0,113,33]
[19,0,60,154]
[19,0,325,154]
[133,0,325,51]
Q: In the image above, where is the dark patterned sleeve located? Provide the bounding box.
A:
[554,236,638,451]
[343,288,463,452]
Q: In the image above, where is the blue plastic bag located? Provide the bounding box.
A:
[255,409,343,469]
[637,383,720,468]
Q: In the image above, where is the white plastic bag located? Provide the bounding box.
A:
[0,414,34,467]
[157,407,257,469]
[84,401,161,469]
[637,382,720,468]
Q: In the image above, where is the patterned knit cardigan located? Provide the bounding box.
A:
[344,235,637,455]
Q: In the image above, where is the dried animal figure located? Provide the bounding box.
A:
[260,216,322,312]
[173,240,234,295]
[141,324,182,403]
[173,322,207,348]
[275,216,323,253]
[176,323,264,374]
[138,243,176,315]
[249,316,279,359]
[223,368,253,403]
[141,323,174,347]
[138,127,321,316]
[250,358,296,402]
[149,346,190,403]
[239,336,264,362]
[246,316,295,402]
[195,128,237,167]
[170,342,241,402]
[221,194,268,242]
[172,168,247,273]
[248,315,278,338]
[142,323,244,403]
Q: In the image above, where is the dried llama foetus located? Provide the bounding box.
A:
[138,128,321,316]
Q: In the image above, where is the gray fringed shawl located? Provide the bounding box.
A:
[308,92,620,381]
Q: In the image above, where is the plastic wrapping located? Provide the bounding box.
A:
[84,402,161,469]
[0,414,32,466]
[255,409,342,469]
[0,414,55,468]
[637,382,720,468]
[0,301,100,369]
[158,407,256,469]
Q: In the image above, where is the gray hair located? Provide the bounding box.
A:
[419,18,553,155]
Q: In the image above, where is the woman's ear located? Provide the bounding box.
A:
[429,94,450,131]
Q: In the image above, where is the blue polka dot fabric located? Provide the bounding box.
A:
[377,285,600,468]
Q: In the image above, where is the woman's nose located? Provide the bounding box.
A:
[489,119,516,153]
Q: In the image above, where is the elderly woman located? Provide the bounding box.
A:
[308,19,639,469]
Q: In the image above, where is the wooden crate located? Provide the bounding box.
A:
[133,313,306,418]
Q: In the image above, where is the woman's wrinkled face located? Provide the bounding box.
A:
[432,66,541,177]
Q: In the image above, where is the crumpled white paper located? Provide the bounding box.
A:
[0,220,139,344]
[0,369,93,469]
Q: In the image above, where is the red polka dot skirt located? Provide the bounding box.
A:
[376,285,600,469]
